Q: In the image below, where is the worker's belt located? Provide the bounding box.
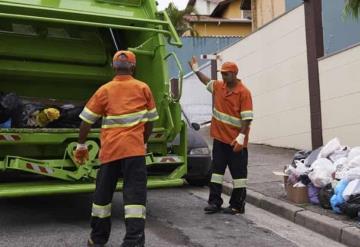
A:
[124,205,146,219]
[210,173,224,184]
[91,203,111,218]
[102,108,159,128]
[233,178,247,188]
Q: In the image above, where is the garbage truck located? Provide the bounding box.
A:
[0,0,211,197]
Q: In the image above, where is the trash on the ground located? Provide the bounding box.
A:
[331,179,349,214]
[282,137,360,218]
[273,171,309,204]
[308,183,320,205]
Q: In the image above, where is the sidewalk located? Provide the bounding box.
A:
[198,127,360,247]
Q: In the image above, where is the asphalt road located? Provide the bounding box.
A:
[0,186,345,247]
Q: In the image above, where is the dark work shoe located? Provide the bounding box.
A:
[204,204,222,214]
[87,239,105,247]
[222,206,245,215]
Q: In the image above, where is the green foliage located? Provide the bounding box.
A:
[344,0,360,19]
[165,3,198,36]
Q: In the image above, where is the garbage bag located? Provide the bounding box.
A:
[334,157,348,180]
[343,179,360,201]
[292,150,311,166]
[348,147,360,162]
[319,183,334,209]
[299,174,311,186]
[0,92,21,124]
[0,119,11,128]
[340,194,360,218]
[329,146,350,163]
[304,147,322,167]
[318,138,341,159]
[47,105,83,128]
[330,179,349,213]
[308,183,320,205]
[344,167,360,182]
[308,158,336,188]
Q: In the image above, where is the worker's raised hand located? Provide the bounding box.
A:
[188,56,199,72]
[74,143,89,165]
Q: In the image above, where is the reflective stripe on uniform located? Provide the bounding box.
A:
[124,205,146,219]
[233,179,247,188]
[102,109,158,128]
[210,173,224,184]
[91,203,111,218]
[240,111,254,121]
[146,108,160,121]
[79,107,101,124]
[213,108,242,128]
[206,80,215,93]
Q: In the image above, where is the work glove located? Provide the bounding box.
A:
[188,56,199,72]
[231,133,245,153]
[74,143,89,165]
[35,108,60,127]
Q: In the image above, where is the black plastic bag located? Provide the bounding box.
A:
[319,183,334,209]
[340,194,360,218]
[0,92,21,124]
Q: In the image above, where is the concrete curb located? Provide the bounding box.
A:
[222,182,360,247]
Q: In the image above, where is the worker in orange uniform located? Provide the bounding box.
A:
[189,56,253,215]
[75,50,159,247]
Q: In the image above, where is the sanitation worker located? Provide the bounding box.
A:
[189,56,253,215]
[75,50,159,247]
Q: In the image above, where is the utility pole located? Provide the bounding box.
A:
[304,0,324,149]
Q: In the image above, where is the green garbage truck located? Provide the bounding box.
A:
[0,0,211,197]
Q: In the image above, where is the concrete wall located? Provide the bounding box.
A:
[218,5,311,149]
[253,0,286,29]
[319,44,360,147]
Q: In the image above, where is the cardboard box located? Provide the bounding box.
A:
[285,183,309,204]
[273,171,309,204]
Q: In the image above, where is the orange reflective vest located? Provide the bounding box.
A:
[80,75,159,164]
[207,79,253,147]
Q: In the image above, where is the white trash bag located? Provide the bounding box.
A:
[348,147,360,162]
[342,179,360,201]
[318,138,341,159]
[309,158,336,188]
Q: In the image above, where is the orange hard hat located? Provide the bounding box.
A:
[113,50,136,65]
[218,62,238,74]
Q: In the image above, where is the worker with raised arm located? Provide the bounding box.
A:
[189,56,253,215]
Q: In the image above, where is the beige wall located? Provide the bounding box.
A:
[223,0,242,19]
[218,6,312,149]
[253,0,286,29]
[319,44,360,147]
[188,22,251,37]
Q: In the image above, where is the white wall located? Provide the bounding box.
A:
[194,0,218,15]
[218,6,312,149]
[319,44,360,147]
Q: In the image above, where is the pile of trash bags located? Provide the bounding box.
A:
[285,137,360,219]
[0,91,89,128]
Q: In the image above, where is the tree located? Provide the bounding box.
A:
[344,0,360,19]
[165,2,198,36]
